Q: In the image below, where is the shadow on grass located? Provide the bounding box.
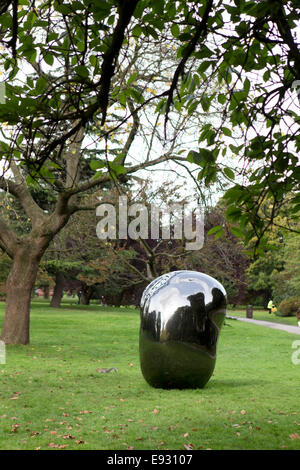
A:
[29,300,139,314]
[207,378,268,389]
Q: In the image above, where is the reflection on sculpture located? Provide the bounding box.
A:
[139,270,227,389]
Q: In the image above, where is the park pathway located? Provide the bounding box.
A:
[226,316,300,336]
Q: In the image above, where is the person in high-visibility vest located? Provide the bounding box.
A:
[296,308,300,327]
[267,299,274,314]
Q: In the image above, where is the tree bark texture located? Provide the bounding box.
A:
[50,271,65,308]
[1,247,40,344]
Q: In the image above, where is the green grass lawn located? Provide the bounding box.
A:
[0,300,300,450]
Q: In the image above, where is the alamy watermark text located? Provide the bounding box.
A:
[96,196,204,250]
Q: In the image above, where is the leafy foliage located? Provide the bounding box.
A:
[0,0,298,247]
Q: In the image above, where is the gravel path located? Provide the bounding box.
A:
[226,316,300,335]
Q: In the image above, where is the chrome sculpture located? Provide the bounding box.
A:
[139,270,227,389]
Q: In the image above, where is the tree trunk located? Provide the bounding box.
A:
[50,271,65,308]
[81,285,93,305]
[43,285,49,299]
[1,248,40,345]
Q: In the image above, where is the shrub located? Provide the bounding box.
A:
[278,296,300,316]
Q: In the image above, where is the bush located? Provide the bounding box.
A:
[278,296,300,316]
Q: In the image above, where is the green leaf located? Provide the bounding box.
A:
[218,94,227,105]
[119,90,127,107]
[132,24,143,38]
[110,163,126,175]
[198,61,213,73]
[171,23,180,38]
[90,160,106,170]
[229,143,244,155]
[74,65,89,79]
[244,77,251,94]
[129,87,144,104]
[207,225,223,235]
[55,4,73,15]
[199,148,215,163]
[226,206,242,221]
[127,71,138,86]
[214,228,224,240]
[44,53,54,66]
[152,0,164,15]
[201,95,210,111]
[224,167,235,180]
[292,167,300,181]
[89,55,97,67]
[222,127,232,137]
[223,186,244,201]
[36,76,47,94]
[92,1,111,20]
[187,150,202,165]
[231,226,244,238]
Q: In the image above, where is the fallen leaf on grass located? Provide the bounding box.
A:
[289,433,300,440]
[48,443,68,449]
[11,424,20,433]
[184,443,194,450]
[10,392,21,400]
[75,439,85,445]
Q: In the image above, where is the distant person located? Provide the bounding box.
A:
[77,290,82,304]
[296,308,300,327]
[267,299,274,314]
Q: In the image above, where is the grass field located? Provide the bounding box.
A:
[0,300,300,450]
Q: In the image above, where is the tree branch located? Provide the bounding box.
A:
[7,161,47,225]
[64,153,186,200]
[34,0,139,170]
[0,218,19,258]
[120,98,140,165]
[164,0,214,134]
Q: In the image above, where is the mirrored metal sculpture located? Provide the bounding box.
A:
[139,270,227,389]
